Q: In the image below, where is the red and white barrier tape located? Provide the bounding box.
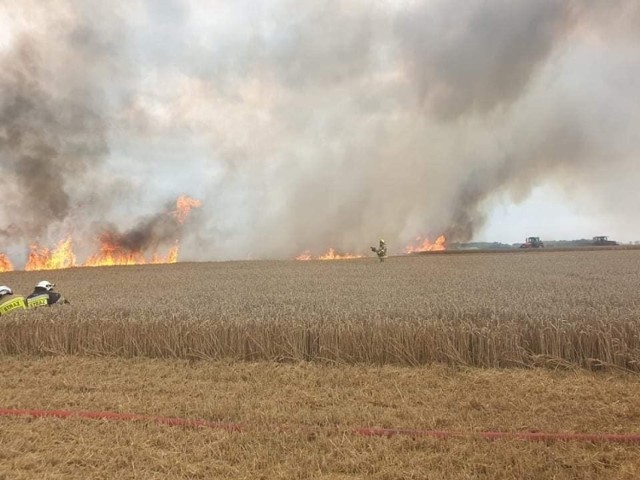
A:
[1,408,639,444]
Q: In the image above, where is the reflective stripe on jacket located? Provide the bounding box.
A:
[0,296,27,315]
[26,289,62,307]
[26,294,50,309]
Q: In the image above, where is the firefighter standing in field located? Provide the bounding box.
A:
[0,285,26,316]
[370,239,388,262]
[26,280,69,308]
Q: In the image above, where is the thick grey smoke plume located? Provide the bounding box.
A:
[1,0,639,263]
[0,10,114,242]
[396,0,572,119]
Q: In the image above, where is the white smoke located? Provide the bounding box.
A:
[1,0,639,262]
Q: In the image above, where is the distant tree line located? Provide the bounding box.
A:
[452,239,639,250]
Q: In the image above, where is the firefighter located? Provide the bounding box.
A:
[0,285,26,316]
[370,239,388,262]
[26,280,69,309]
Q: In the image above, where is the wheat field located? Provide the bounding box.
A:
[1,250,640,478]
[0,249,639,370]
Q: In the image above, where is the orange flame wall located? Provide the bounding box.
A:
[405,235,446,254]
[7,195,200,272]
[26,237,76,271]
[84,242,179,268]
[0,254,13,273]
[23,238,180,271]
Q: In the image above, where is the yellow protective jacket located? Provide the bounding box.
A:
[26,294,50,309]
[0,296,27,316]
[26,289,64,308]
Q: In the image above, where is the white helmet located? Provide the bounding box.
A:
[0,285,13,296]
[37,281,55,291]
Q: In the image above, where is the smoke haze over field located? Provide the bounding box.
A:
[1,0,639,261]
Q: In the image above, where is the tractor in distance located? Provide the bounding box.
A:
[520,237,544,248]
[592,236,618,246]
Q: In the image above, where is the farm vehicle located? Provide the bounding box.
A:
[520,237,544,249]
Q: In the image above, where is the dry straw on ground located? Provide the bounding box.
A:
[1,357,639,479]
[0,250,639,370]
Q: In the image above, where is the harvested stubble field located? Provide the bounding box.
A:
[1,250,640,479]
[0,358,640,479]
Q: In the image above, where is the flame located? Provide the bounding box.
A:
[151,244,179,264]
[295,251,313,261]
[21,237,180,270]
[173,195,202,224]
[319,248,364,260]
[0,254,13,273]
[25,237,76,271]
[84,243,146,267]
[296,248,364,261]
[84,238,179,268]
[405,234,446,254]
[13,195,201,271]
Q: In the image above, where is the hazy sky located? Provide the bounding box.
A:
[481,184,638,244]
[1,0,639,261]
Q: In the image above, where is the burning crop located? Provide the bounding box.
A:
[4,196,201,272]
[173,195,203,224]
[296,248,364,261]
[296,234,447,260]
[0,253,13,273]
[317,249,364,260]
[405,235,447,254]
[295,251,313,261]
[26,237,76,271]
[84,238,180,268]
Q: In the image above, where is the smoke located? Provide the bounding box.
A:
[93,199,195,254]
[0,2,120,244]
[95,219,176,255]
[1,0,639,262]
[395,0,574,119]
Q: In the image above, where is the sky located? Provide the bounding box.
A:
[0,0,639,262]
[480,184,636,244]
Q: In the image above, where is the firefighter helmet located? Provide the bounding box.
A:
[37,281,55,291]
[0,285,13,296]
